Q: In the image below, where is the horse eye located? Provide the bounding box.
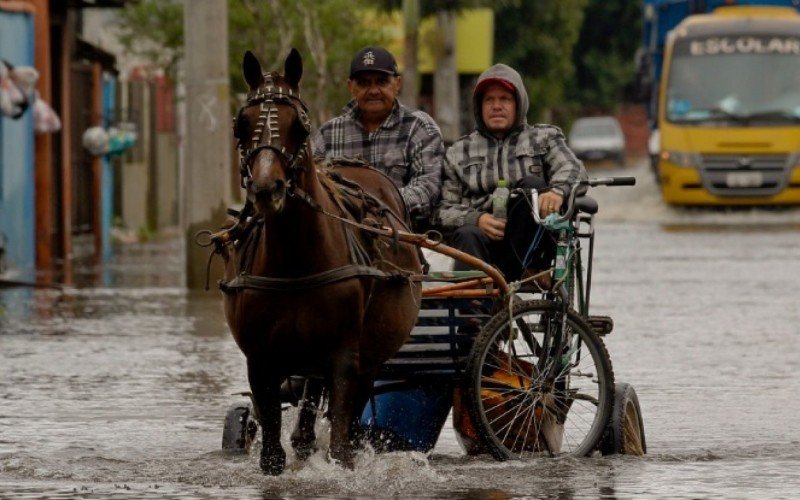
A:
[292,116,309,140]
[233,110,249,139]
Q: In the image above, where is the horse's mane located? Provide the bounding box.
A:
[317,165,347,208]
[318,159,410,219]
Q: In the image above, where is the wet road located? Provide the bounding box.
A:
[2,160,800,498]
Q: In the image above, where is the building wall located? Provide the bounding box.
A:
[617,103,649,157]
[120,80,150,233]
[155,133,178,228]
[154,76,177,229]
[81,8,149,78]
[0,8,36,276]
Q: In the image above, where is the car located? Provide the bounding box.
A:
[568,116,626,166]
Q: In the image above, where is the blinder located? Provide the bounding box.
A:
[235,76,311,190]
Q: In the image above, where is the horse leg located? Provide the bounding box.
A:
[328,350,360,469]
[349,371,376,451]
[290,377,322,461]
[247,358,285,475]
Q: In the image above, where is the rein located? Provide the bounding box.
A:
[219,264,412,294]
[290,182,404,242]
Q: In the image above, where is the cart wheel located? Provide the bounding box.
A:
[222,400,259,454]
[599,382,646,456]
[464,299,614,460]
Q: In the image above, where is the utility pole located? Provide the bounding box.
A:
[434,10,460,144]
[400,0,420,109]
[183,0,231,289]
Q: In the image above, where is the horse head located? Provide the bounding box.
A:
[235,49,311,215]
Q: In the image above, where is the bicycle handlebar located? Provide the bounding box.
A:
[588,176,636,187]
[521,175,637,227]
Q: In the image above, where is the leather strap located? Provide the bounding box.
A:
[219,264,412,294]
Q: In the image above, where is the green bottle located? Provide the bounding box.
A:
[492,179,509,219]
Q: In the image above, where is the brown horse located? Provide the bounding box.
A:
[220,49,421,475]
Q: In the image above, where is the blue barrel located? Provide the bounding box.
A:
[359,382,453,452]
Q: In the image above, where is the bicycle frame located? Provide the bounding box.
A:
[527,177,635,382]
[528,189,592,316]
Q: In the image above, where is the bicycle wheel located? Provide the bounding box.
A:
[464,299,614,459]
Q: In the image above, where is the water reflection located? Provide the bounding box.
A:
[662,222,800,233]
[3,162,800,497]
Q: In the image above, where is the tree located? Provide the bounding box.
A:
[116,0,390,126]
[399,0,420,109]
[568,0,643,112]
[493,0,588,122]
[115,0,184,78]
[373,0,497,141]
[229,0,388,126]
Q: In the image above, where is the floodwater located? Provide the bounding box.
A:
[2,160,800,498]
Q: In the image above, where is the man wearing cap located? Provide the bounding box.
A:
[312,47,444,223]
[436,63,587,281]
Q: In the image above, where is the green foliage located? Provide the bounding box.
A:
[114,0,184,78]
[112,0,641,125]
[229,0,390,124]
[136,224,156,242]
[373,0,502,17]
[568,0,642,112]
[115,0,390,124]
[493,0,588,122]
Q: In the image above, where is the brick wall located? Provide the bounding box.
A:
[617,103,649,157]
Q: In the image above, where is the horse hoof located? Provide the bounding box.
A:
[260,451,286,476]
[292,442,317,461]
[329,449,355,470]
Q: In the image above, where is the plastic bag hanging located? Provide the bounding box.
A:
[33,92,62,133]
[0,59,39,119]
[82,126,110,156]
[0,60,26,117]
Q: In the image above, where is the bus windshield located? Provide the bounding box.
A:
[666,36,800,125]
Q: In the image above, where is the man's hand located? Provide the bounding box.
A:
[538,190,564,218]
[477,213,506,241]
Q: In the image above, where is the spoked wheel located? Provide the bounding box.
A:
[222,399,259,454]
[599,382,646,456]
[464,299,614,460]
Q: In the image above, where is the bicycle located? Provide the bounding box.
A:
[462,176,641,459]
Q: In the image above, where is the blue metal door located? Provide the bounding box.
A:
[0,9,35,277]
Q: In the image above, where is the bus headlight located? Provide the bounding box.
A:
[660,150,701,168]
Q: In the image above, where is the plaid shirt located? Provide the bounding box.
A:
[436,124,587,229]
[312,100,444,217]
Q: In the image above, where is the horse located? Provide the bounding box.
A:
[218,49,422,475]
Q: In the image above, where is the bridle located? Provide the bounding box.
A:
[235,73,312,191]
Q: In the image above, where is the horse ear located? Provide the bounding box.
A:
[243,50,264,90]
[284,48,303,89]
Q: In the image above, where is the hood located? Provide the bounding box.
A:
[473,63,529,136]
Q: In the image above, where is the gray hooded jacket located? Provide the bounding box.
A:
[435,64,587,229]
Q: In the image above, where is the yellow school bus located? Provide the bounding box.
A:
[657,6,800,205]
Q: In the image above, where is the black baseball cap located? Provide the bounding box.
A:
[349,47,399,79]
